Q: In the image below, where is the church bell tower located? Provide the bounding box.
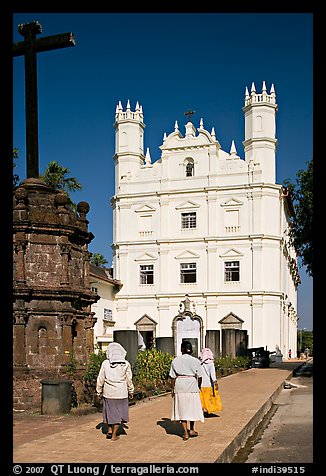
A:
[242,81,278,183]
[113,100,145,193]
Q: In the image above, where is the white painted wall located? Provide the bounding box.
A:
[109,84,298,357]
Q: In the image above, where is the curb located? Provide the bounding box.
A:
[215,368,296,463]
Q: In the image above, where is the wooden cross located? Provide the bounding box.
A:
[13,21,75,178]
[184,110,196,122]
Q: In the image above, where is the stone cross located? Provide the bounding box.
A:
[184,110,196,122]
[13,21,75,178]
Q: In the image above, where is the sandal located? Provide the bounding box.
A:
[189,430,198,437]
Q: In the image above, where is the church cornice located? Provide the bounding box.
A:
[113,290,287,300]
[114,234,284,247]
[112,182,283,200]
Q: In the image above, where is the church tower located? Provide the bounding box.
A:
[113,100,145,193]
[242,81,278,183]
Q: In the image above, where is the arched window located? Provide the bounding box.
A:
[185,158,194,177]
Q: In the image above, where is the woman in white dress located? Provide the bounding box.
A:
[169,340,204,440]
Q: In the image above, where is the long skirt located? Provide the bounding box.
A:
[200,386,223,414]
[102,397,129,425]
[172,392,204,422]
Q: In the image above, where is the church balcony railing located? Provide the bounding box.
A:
[139,231,153,236]
[225,226,240,233]
[224,280,241,286]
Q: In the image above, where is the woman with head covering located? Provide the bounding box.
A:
[96,342,134,441]
[169,340,204,440]
[198,347,220,417]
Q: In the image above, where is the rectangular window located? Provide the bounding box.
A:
[181,212,196,229]
[225,261,240,282]
[91,286,98,293]
[140,264,154,284]
[180,262,197,283]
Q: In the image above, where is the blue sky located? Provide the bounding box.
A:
[12,12,313,330]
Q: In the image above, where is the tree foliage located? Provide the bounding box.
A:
[90,253,108,268]
[284,159,313,277]
[297,330,313,355]
[40,160,82,209]
[40,160,82,193]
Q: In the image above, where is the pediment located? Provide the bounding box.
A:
[160,127,216,150]
[175,200,200,210]
[135,204,156,213]
[175,250,200,260]
[134,252,157,262]
[218,312,244,325]
[220,197,243,208]
[134,314,158,326]
[219,248,243,258]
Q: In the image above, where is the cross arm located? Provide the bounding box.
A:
[13,32,75,57]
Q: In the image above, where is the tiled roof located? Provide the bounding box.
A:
[89,264,122,286]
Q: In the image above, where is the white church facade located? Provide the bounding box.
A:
[109,82,300,358]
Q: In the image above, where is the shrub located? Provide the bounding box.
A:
[133,348,173,393]
[214,355,250,378]
[83,349,107,386]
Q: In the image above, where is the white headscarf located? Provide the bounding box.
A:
[107,342,127,366]
[199,348,214,364]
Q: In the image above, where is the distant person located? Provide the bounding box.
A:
[198,347,221,417]
[288,349,292,359]
[169,340,204,440]
[304,347,310,359]
[96,342,134,441]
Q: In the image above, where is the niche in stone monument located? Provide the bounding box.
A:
[172,295,202,357]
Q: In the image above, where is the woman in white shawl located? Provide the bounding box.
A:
[96,342,134,441]
[169,340,204,440]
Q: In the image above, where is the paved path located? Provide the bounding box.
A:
[13,361,305,464]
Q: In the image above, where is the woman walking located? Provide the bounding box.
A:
[96,342,134,441]
[169,340,204,440]
[198,347,221,417]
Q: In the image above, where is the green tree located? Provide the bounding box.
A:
[284,159,313,277]
[13,148,20,187]
[297,330,313,355]
[40,160,82,209]
[41,160,82,193]
[90,253,109,268]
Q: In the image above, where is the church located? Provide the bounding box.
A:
[108,82,300,358]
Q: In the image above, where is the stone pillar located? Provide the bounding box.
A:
[14,240,27,284]
[222,328,236,357]
[236,330,248,356]
[83,249,91,288]
[59,315,73,366]
[84,315,96,356]
[113,330,139,366]
[13,312,27,366]
[205,330,221,358]
[155,337,174,356]
[60,243,70,285]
